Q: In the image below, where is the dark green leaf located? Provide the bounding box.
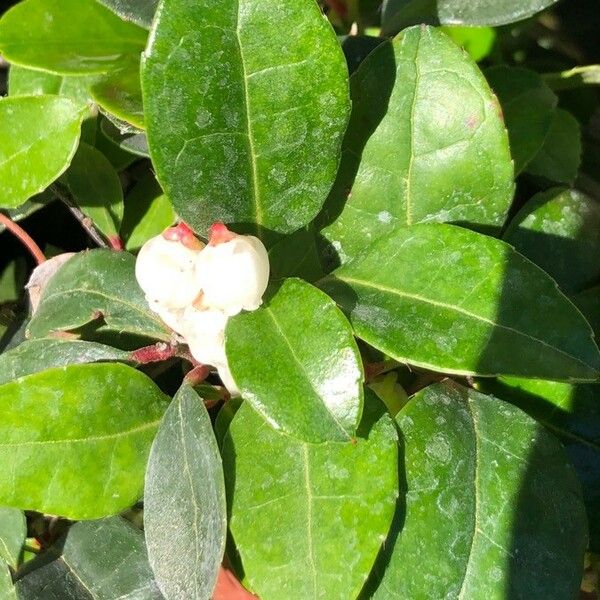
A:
[0,339,130,386]
[367,381,586,599]
[226,278,363,442]
[0,508,25,569]
[64,143,125,239]
[15,517,162,599]
[0,564,15,600]
[223,392,398,600]
[525,109,581,184]
[97,0,159,29]
[0,0,147,75]
[319,26,513,265]
[100,118,149,157]
[91,61,144,130]
[121,173,175,252]
[0,363,168,519]
[145,384,226,600]
[503,187,600,294]
[476,376,600,550]
[0,96,85,209]
[142,0,350,238]
[27,249,170,342]
[381,0,560,32]
[572,285,600,339]
[486,66,557,174]
[268,227,324,282]
[319,223,600,381]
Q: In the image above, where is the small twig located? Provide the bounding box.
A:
[50,184,109,248]
[130,342,178,364]
[0,212,46,265]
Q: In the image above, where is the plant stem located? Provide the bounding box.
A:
[0,212,46,265]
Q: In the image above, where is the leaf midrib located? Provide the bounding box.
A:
[335,274,597,374]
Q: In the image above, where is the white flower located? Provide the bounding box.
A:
[135,230,204,310]
[147,299,185,335]
[215,362,240,396]
[181,306,228,367]
[194,223,269,316]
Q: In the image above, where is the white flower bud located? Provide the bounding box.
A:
[147,299,185,335]
[135,232,204,309]
[215,362,240,397]
[194,224,269,316]
[181,306,228,367]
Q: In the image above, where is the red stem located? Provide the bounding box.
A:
[0,212,46,265]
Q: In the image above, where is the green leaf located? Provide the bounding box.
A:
[318,26,513,266]
[440,25,496,61]
[27,249,170,342]
[525,109,581,184]
[0,96,84,210]
[15,517,162,599]
[0,564,15,600]
[100,118,149,157]
[222,392,398,600]
[97,0,159,29]
[367,381,587,599]
[0,339,130,386]
[381,0,560,32]
[0,363,168,519]
[8,66,96,105]
[572,285,600,339]
[226,278,363,442]
[503,187,600,294]
[121,173,175,252]
[63,143,125,239]
[268,227,324,282]
[142,0,350,238]
[91,61,144,130]
[0,0,147,75]
[0,509,25,569]
[486,66,557,174]
[145,384,227,599]
[319,223,600,381]
[476,376,600,550]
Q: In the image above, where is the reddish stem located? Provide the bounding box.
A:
[209,222,236,246]
[184,364,211,385]
[0,212,46,265]
[130,342,177,364]
[108,235,124,250]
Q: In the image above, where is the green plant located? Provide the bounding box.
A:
[0,0,599,598]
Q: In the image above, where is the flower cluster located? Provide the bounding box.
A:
[135,222,270,394]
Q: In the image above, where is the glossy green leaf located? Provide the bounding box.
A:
[97,0,159,29]
[0,96,85,210]
[503,187,600,294]
[15,517,162,599]
[0,339,129,386]
[0,564,15,600]
[525,109,581,184]
[381,0,560,31]
[27,249,170,342]
[145,384,226,600]
[319,26,513,266]
[367,381,586,599]
[8,66,96,105]
[319,223,600,381]
[142,0,350,238]
[0,509,25,569]
[0,363,168,519]
[63,143,125,239]
[476,376,600,550]
[486,66,557,174]
[121,173,175,252]
[226,278,363,442]
[0,0,147,75]
[223,392,398,600]
[91,61,144,129]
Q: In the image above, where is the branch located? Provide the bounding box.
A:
[0,212,46,265]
